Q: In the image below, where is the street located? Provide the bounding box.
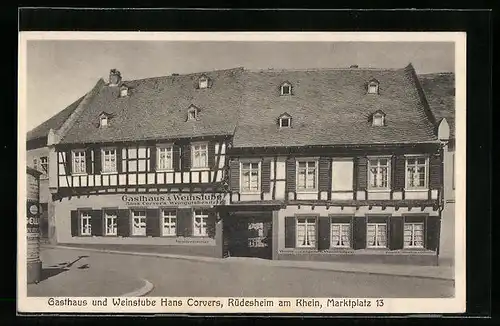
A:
[30,248,454,298]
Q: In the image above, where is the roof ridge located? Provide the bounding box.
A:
[245,67,402,73]
[122,67,245,83]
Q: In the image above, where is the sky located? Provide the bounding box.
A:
[25,41,454,131]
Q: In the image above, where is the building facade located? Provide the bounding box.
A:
[28,65,451,265]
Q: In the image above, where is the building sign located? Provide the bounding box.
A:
[121,193,227,207]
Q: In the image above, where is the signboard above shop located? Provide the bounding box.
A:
[121,193,227,207]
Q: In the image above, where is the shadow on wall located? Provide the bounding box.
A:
[39,255,90,282]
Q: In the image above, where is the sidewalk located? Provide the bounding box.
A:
[26,248,153,297]
[42,244,455,281]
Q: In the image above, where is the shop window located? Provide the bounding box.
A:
[80,212,92,236]
[102,148,117,173]
[193,209,208,237]
[296,217,316,248]
[331,223,351,248]
[240,162,260,193]
[132,210,147,236]
[104,212,117,236]
[368,157,390,190]
[157,145,173,171]
[296,160,317,191]
[404,222,424,248]
[161,210,176,236]
[72,150,86,174]
[366,223,387,248]
[191,142,208,169]
[405,156,428,189]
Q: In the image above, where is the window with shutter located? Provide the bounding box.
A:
[296,217,317,248]
[240,161,261,193]
[161,209,176,236]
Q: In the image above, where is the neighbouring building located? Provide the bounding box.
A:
[419,72,455,266]
[28,64,450,265]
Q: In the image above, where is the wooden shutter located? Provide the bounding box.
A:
[182,144,191,171]
[176,208,192,237]
[229,159,240,192]
[389,216,404,250]
[318,157,330,192]
[116,146,123,173]
[394,155,406,190]
[206,210,217,238]
[261,160,271,193]
[286,158,296,192]
[117,209,130,237]
[94,148,102,174]
[173,144,181,171]
[85,148,92,174]
[357,157,367,190]
[318,216,331,250]
[91,210,103,236]
[429,154,442,189]
[70,210,79,237]
[65,150,72,174]
[207,141,215,169]
[284,216,296,248]
[146,208,160,237]
[352,216,366,249]
[149,145,157,172]
[425,217,441,251]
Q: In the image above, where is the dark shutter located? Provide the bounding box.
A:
[85,148,92,174]
[284,216,296,248]
[286,158,296,192]
[429,154,442,189]
[116,147,123,173]
[319,157,330,192]
[182,144,191,171]
[71,210,79,236]
[389,216,404,250]
[173,144,181,171]
[176,208,192,237]
[206,210,217,238]
[229,159,240,192]
[208,141,215,169]
[117,209,130,237]
[149,145,157,172]
[357,157,367,190]
[65,150,72,174]
[94,148,102,174]
[353,216,366,249]
[261,160,271,193]
[91,210,103,236]
[146,208,160,237]
[318,216,331,250]
[394,155,406,190]
[426,217,441,251]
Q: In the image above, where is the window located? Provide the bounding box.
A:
[368,158,390,189]
[102,148,117,173]
[241,162,260,192]
[368,83,379,94]
[80,212,92,236]
[40,156,48,175]
[280,82,292,95]
[297,160,317,191]
[104,212,117,236]
[296,217,316,248]
[157,146,173,171]
[404,222,424,248]
[193,209,208,237]
[406,156,428,189]
[33,158,37,171]
[331,223,351,248]
[199,77,209,89]
[372,113,385,126]
[191,143,208,169]
[187,108,198,121]
[132,210,146,236]
[72,150,86,174]
[280,117,290,128]
[100,116,108,127]
[119,86,129,97]
[367,223,387,248]
[161,210,176,236]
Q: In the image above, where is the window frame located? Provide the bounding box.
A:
[239,160,261,194]
[280,82,292,96]
[161,209,177,237]
[100,116,108,127]
[103,210,118,236]
[404,155,429,190]
[131,209,147,237]
[72,149,87,175]
[403,222,425,249]
[367,82,379,94]
[187,107,198,121]
[367,156,391,191]
[157,144,174,172]
[190,142,209,170]
[198,76,209,89]
[366,222,388,249]
[40,156,49,177]
[80,211,92,236]
[192,208,209,237]
[279,117,291,128]
[295,216,318,248]
[101,147,118,174]
[372,113,385,126]
[295,158,319,193]
[330,222,352,248]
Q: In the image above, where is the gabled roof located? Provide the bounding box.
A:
[26,96,84,141]
[59,67,244,144]
[417,72,455,139]
[233,65,437,148]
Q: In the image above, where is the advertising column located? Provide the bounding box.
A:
[26,167,42,284]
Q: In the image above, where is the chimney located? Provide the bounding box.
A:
[172,73,179,76]
[350,65,359,68]
[109,69,122,86]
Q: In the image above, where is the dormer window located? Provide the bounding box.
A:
[100,116,108,127]
[280,82,292,96]
[187,105,200,121]
[98,112,113,128]
[278,112,292,128]
[119,85,129,97]
[371,110,386,127]
[198,76,209,89]
[367,79,380,94]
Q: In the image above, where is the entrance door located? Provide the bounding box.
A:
[224,213,273,259]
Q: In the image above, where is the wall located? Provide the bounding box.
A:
[26,147,51,203]
[439,144,455,266]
